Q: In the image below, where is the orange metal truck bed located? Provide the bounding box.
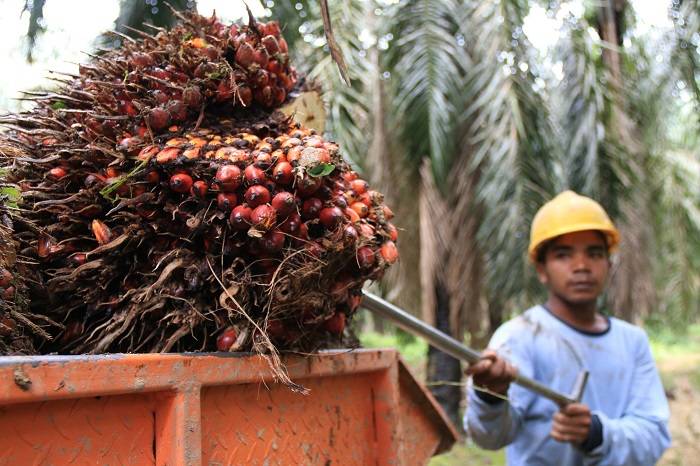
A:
[0,349,458,465]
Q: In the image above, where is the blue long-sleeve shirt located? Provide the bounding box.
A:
[464,305,671,466]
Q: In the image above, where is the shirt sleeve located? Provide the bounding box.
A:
[464,320,537,450]
[582,329,671,466]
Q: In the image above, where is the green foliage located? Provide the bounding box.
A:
[359,330,427,368]
[464,0,557,307]
[388,0,468,183]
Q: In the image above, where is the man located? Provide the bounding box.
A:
[464,191,671,465]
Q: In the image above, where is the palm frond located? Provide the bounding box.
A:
[464,0,557,308]
[388,0,469,184]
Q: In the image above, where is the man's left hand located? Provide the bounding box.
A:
[550,403,592,445]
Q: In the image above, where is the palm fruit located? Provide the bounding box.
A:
[0,11,398,360]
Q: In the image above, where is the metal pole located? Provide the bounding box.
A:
[361,290,585,406]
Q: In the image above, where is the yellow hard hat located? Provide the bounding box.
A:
[528,191,620,262]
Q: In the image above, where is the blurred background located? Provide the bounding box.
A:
[1,0,698,464]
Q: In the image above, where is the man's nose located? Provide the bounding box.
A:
[573,252,590,271]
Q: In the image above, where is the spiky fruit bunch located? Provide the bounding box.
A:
[0,11,399,371]
[6,113,398,355]
[38,10,297,144]
[0,192,60,355]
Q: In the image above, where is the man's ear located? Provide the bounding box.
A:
[535,261,548,285]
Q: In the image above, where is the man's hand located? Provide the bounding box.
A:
[465,349,517,395]
[550,403,592,445]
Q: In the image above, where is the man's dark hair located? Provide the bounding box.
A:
[535,231,609,264]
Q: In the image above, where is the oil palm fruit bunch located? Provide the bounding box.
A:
[0,10,398,359]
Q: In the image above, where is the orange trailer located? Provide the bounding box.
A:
[0,348,458,465]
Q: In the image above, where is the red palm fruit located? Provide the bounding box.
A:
[319,207,343,229]
[217,193,238,211]
[138,145,159,161]
[350,202,369,218]
[350,179,369,195]
[382,205,395,220]
[251,204,277,229]
[216,327,238,352]
[297,176,322,197]
[359,223,375,239]
[343,225,358,244]
[261,35,280,54]
[169,173,193,193]
[130,52,154,68]
[253,47,269,68]
[244,165,266,185]
[333,193,348,209]
[344,207,361,223]
[273,161,294,185]
[279,37,289,54]
[119,100,139,117]
[255,86,273,107]
[2,286,16,301]
[323,312,346,335]
[0,269,12,287]
[92,219,112,245]
[261,229,285,253]
[245,185,271,208]
[280,213,301,234]
[151,90,170,105]
[216,165,242,192]
[230,204,253,230]
[356,246,376,269]
[156,147,180,164]
[253,151,273,169]
[182,86,203,108]
[358,192,372,208]
[272,192,296,218]
[330,278,351,302]
[282,137,302,149]
[69,253,87,266]
[167,100,187,122]
[253,68,270,88]
[191,181,208,198]
[238,85,253,107]
[216,80,234,102]
[0,316,16,336]
[48,167,67,180]
[235,42,255,68]
[302,198,323,219]
[273,87,287,106]
[386,223,399,242]
[267,59,282,74]
[305,240,323,257]
[380,241,399,264]
[147,107,171,130]
[342,171,358,183]
[105,167,121,178]
[146,170,160,184]
[264,21,281,37]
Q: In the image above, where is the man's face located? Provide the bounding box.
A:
[535,230,610,306]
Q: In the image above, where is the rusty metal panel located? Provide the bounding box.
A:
[0,393,155,466]
[0,349,457,465]
[201,374,379,465]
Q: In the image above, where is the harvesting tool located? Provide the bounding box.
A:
[361,291,588,407]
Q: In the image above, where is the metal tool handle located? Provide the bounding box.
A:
[361,290,587,406]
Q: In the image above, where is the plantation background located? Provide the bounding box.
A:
[1,1,698,464]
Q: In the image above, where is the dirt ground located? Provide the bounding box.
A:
[658,354,700,466]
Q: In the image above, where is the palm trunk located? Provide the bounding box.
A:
[427,280,463,430]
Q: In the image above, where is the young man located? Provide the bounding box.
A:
[464,191,671,465]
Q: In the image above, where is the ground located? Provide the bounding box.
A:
[360,323,700,466]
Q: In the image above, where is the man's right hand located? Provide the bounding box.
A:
[465,349,517,395]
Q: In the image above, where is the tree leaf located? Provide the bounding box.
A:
[307,163,335,178]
